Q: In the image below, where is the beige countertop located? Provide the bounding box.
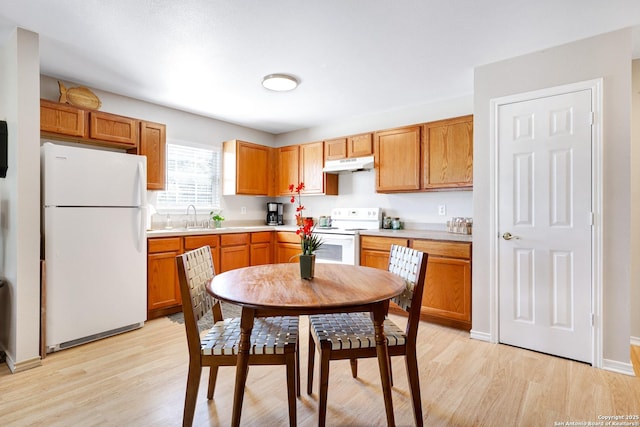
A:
[147,225,472,242]
[359,228,473,243]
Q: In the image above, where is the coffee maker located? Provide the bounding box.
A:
[266,202,284,225]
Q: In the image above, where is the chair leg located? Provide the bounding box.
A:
[307,329,315,395]
[405,351,423,427]
[388,351,394,386]
[349,358,358,378]
[183,362,202,427]
[207,365,219,399]
[318,348,331,427]
[286,352,298,427]
[295,339,301,397]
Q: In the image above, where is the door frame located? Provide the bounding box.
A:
[488,79,603,367]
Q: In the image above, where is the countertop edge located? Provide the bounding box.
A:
[148,225,472,242]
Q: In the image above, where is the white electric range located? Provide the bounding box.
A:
[313,207,381,265]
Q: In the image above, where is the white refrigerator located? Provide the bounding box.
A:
[41,142,147,352]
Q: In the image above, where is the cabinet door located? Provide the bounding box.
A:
[250,232,272,265]
[40,99,86,137]
[223,140,270,196]
[347,133,373,157]
[89,111,138,147]
[147,250,181,315]
[147,237,183,319]
[139,121,166,190]
[277,243,302,263]
[184,234,220,275]
[276,145,299,195]
[250,243,272,265]
[374,125,421,192]
[324,138,347,161]
[422,257,471,324]
[300,141,325,194]
[360,249,390,270]
[422,115,473,189]
[220,245,250,272]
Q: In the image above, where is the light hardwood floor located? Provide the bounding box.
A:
[1,315,639,427]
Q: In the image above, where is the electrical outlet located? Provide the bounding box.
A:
[240,207,246,215]
[438,205,446,216]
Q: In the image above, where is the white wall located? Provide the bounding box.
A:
[274,95,475,225]
[473,29,633,367]
[0,28,42,372]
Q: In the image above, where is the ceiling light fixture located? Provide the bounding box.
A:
[262,73,299,91]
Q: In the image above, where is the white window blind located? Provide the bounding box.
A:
[157,142,221,210]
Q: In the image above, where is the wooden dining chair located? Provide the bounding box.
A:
[307,244,428,427]
[176,245,300,427]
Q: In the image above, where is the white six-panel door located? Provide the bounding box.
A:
[498,89,593,363]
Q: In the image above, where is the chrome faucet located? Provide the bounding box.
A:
[186,204,197,228]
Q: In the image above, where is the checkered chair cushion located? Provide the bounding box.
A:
[309,312,405,350]
[202,316,299,355]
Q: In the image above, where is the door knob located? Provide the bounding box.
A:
[502,232,519,240]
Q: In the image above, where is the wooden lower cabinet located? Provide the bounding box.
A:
[250,232,273,265]
[360,235,472,330]
[360,236,409,270]
[147,232,262,319]
[183,234,220,274]
[147,237,183,320]
[220,233,250,272]
[275,231,302,263]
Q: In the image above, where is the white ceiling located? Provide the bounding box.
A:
[1,1,639,134]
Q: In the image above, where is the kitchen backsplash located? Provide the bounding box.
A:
[148,169,473,230]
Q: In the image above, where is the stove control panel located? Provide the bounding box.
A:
[330,207,381,230]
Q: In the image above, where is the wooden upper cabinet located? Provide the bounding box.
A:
[40,99,147,150]
[324,133,373,162]
[40,99,86,137]
[300,141,338,196]
[276,145,300,196]
[139,121,166,190]
[324,138,347,161]
[223,139,271,196]
[300,141,323,194]
[374,125,421,192]
[347,133,373,158]
[422,115,473,189]
[88,111,138,148]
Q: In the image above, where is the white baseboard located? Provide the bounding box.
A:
[5,354,41,373]
[602,358,635,376]
[470,329,492,342]
[630,336,640,347]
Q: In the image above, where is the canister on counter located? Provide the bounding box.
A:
[383,216,392,229]
[392,218,401,230]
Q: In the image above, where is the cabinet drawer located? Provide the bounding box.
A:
[184,234,220,251]
[411,239,471,259]
[251,231,272,243]
[360,236,409,251]
[148,237,182,253]
[221,233,249,246]
[276,231,300,244]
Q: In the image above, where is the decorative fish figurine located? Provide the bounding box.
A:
[58,81,102,110]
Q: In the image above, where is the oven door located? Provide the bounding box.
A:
[314,233,356,265]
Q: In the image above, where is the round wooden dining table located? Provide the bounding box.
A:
[207,262,407,427]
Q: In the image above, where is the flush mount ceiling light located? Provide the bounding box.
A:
[262,73,299,91]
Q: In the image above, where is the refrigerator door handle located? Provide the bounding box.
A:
[137,161,147,252]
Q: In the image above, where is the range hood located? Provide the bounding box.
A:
[323,155,374,173]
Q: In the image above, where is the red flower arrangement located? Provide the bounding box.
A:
[289,182,323,255]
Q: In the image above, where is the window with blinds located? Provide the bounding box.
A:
[157,142,221,210]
